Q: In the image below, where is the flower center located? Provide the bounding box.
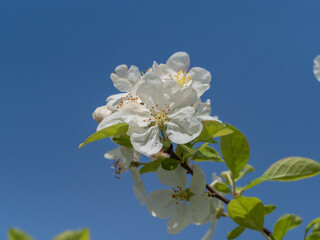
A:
[171,186,189,204]
[116,93,139,109]
[174,70,192,87]
[147,104,170,127]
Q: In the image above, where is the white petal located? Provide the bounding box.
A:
[166,52,190,73]
[157,165,187,188]
[128,126,163,156]
[169,87,198,111]
[104,147,122,160]
[197,115,222,122]
[92,106,112,124]
[188,67,211,97]
[130,167,146,205]
[120,102,150,127]
[190,195,211,224]
[150,61,171,81]
[146,189,176,219]
[106,93,128,112]
[110,64,141,92]
[97,111,123,131]
[166,113,203,144]
[201,217,218,240]
[167,202,192,234]
[137,72,165,108]
[313,55,320,82]
[120,146,141,163]
[190,165,206,194]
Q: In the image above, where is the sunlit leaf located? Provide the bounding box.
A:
[214,182,231,194]
[220,124,250,177]
[79,123,129,149]
[194,120,233,143]
[272,214,302,240]
[112,134,132,148]
[264,205,276,216]
[234,164,255,182]
[305,217,320,239]
[227,226,246,239]
[161,158,179,171]
[8,228,34,240]
[140,158,164,174]
[191,144,223,162]
[53,228,89,240]
[227,196,264,231]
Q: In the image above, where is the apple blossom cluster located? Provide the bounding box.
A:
[79,52,320,240]
[91,52,225,238]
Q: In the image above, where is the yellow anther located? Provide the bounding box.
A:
[174,70,192,87]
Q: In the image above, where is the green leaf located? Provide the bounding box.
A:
[305,217,320,239]
[161,158,179,171]
[220,124,250,177]
[307,232,320,240]
[194,120,233,143]
[112,134,132,148]
[264,205,276,216]
[244,157,320,191]
[227,196,265,231]
[214,182,231,194]
[53,228,89,240]
[234,164,255,182]
[264,157,320,181]
[79,123,129,149]
[8,228,34,240]
[175,144,195,159]
[227,226,246,239]
[140,158,164,174]
[192,144,223,162]
[273,214,302,240]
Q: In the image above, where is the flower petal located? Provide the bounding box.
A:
[157,165,187,188]
[166,52,190,73]
[97,111,123,131]
[188,67,211,97]
[130,167,146,205]
[128,125,163,156]
[110,64,141,92]
[190,195,211,224]
[137,72,165,108]
[167,202,192,234]
[146,189,176,219]
[190,165,206,194]
[166,113,203,144]
[120,102,150,127]
[92,106,112,124]
[169,87,198,111]
[104,147,122,160]
[201,217,218,240]
[105,92,128,112]
[313,55,320,82]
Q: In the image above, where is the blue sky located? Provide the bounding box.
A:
[1,0,320,239]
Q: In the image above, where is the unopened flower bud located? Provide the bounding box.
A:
[92,106,112,123]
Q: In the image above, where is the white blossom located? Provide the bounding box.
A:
[110,64,142,92]
[155,52,212,98]
[123,72,203,155]
[313,55,320,82]
[104,147,146,205]
[146,165,210,234]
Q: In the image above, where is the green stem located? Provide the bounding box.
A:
[261,230,271,240]
[226,172,236,197]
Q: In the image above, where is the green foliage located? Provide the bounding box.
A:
[305,217,320,239]
[191,143,223,162]
[214,182,231,194]
[306,232,320,240]
[175,144,195,159]
[53,228,90,240]
[139,158,164,174]
[264,157,320,181]
[264,205,276,216]
[234,164,255,182]
[244,157,320,191]
[112,134,132,148]
[79,123,129,149]
[272,214,302,240]
[227,196,265,231]
[161,158,179,171]
[193,120,233,143]
[227,226,246,239]
[220,124,250,177]
[8,228,34,240]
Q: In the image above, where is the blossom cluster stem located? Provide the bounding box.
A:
[164,144,272,237]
